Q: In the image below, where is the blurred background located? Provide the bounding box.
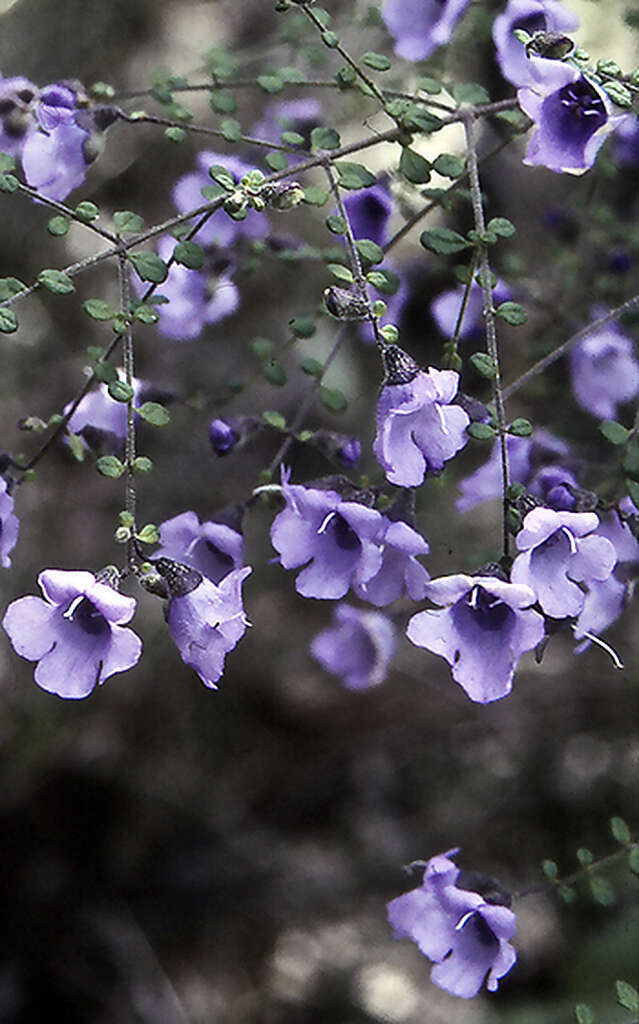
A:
[0,0,637,1021]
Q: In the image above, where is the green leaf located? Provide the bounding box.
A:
[114,210,144,233]
[417,76,441,94]
[129,251,168,284]
[37,269,75,295]
[209,89,237,114]
[303,186,329,206]
[262,410,286,430]
[603,79,633,108]
[336,65,357,88]
[574,1003,594,1024]
[290,315,316,338]
[134,304,159,324]
[541,858,559,880]
[0,308,18,333]
[599,420,630,445]
[335,161,376,189]
[487,216,516,238]
[133,456,153,473]
[402,106,443,133]
[624,438,639,480]
[496,300,527,326]
[577,847,594,866]
[0,152,16,172]
[311,126,341,150]
[366,268,400,295]
[355,238,384,264]
[327,263,354,283]
[108,379,135,403]
[173,240,205,269]
[300,357,324,376]
[48,215,70,236]
[278,66,308,84]
[320,385,348,413]
[0,277,26,300]
[137,401,170,426]
[420,227,470,255]
[96,455,124,478]
[66,431,85,463]
[326,214,347,234]
[92,360,118,384]
[281,130,305,146]
[266,151,289,171]
[467,422,496,440]
[0,173,19,193]
[590,876,615,906]
[610,816,631,845]
[257,73,284,94]
[136,523,160,544]
[262,359,287,386]
[165,126,186,143]
[399,147,431,184]
[251,336,273,359]
[200,184,227,202]
[628,846,639,876]
[361,51,391,71]
[470,353,497,378]
[452,82,491,105]
[83,298,116,321]
[432,153,465,178]
[321,29,338,47]
[509,418,533,437]
[615,980,639,1014]
[558,885,576,903]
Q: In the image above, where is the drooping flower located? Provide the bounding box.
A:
[0,477,19,568]
[431,279,512,342]
[208,418,239,455]
[271,472,386,600]
[373,346,469,488]
[511,507,617,618]
[65,376,144,443]
[311,603,396,690]
[518,63,624,175]
[387,849,517,999]
[153,509,244,585]
[407,573,544,702]
[382,0,472,62]
[569,316,639,420]
[172,151,268,248]
[456,430,571,511]
[344,181,394,248]
[493,0,578,88]
[156,557,251,689]
[2,568,142,698]
[354,517,430,606]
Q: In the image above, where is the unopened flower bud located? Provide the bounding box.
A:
[323,286,369,320]
[95,564,121,589]
[381,344,420,386]
[313,429,362,467]
[154,556,203,597]
[139,571,169,598]
[526,31,574,59]
[209,418,239,456]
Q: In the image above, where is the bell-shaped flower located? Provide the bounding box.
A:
[569,317,639,420]
[373,346,469,487]
[2,569,142,698]
[153,509,244,585]
[511,508,617,618]
[431,279,512,342]
[382,0,471,62]
[354,517,430,606]
[387,849,517,999]
[0,478,19,568]
[311,603,396,690]
[407,574,544,703]
[493,0,578,88]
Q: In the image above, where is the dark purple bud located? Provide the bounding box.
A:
[337,438,361,467]
[208,418,239,456]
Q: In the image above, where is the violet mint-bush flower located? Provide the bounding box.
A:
[511,508,617,618]
[569,315,639,420]
[311,603,396,690]
[373,345,470,488]
[456,430,571,511]
[407,573,545,703]
[493,0,579,88]
[2,569,142,698]
[153,509,244,585]
[382,0,471,62]
[353,517,430,606]
[387,849,517,999]
[431,279,512,343]
[0,477,19,568]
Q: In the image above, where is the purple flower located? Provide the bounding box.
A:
[569,317,639,420]
[527,464,578,510]
[2,569,142,698]
[511,508,617,618]
[382,0,471,62]
[65,376,143,442]
[172,151,268,248]
[0,478,19,568]
[157,558,251,689]
[209,418,239,455]
[311,603,396,690]
[354,518,430,606]
[518,63,624,175]
[147,236,239,341]
[0,76,38,156]
[407,574,544,702]
[493,0,578,88]
[270,472,386,600]
[22,121,89,200]
[387,849,517,998]
[153,510,244,585]
[344,181,394,247]
[373,347,469,487]
[456,430,570,511]
[431,279,512,342]
[250,97,322,148]
[612,114,639,166]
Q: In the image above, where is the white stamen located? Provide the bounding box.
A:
[62,595,84,620]
[317,511,337,535]
[573,625,624,670]
[455,910,477,931]
[560,525,578,554]
[435,402,450,435]
[468,586,479,609]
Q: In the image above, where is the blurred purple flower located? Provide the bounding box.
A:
[354,518,430,606]
[65,377,143,442]
[250,97,322,147]
[511,508,617,618]
[407,573,544,702]
[344,181,394,247]
[154,510,244,585]
[158,559,251,689]
[456,430,570,511]
[0,478,19,568]
[518,63,623,175]
[382,0,471,62]
[387,849,517,998]
[569,318,639,420]
[374,348,469,487]
[271,472,386,600]
[0,75,38,156]
[431,279,512,341]
[22,121,89,200]
[612,114,639,166]
[173,151,268,248]
[493,0,578,88]
[311,603,396,690]
[2,569,142,698]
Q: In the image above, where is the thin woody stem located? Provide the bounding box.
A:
[118,252,137,573]
[463,113,510,559]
